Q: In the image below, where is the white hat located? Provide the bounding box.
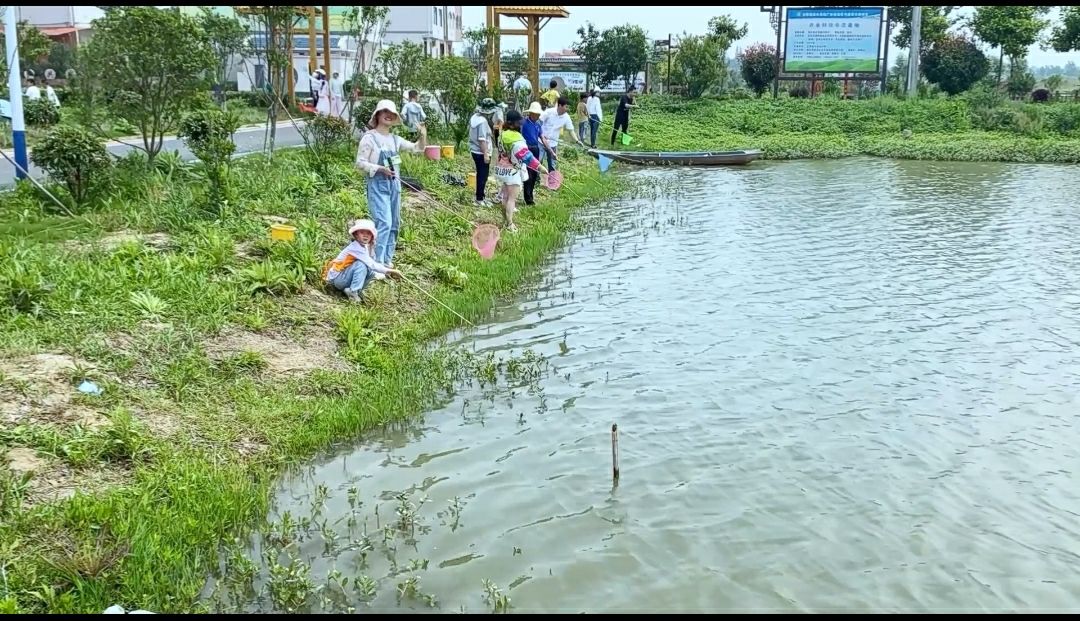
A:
[348,219,377,239]
[369,99,399,126]
[526,101,543,116]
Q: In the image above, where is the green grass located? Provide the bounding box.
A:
[783,59,879,72]
[609,95,1080,162]
[0,138,619,613]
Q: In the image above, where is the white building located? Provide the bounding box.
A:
[7,5,100,45]
[384,5,462,58]
[235,5,464,94]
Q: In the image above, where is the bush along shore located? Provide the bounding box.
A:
[0,133,618,613]
[610,93,1080,163]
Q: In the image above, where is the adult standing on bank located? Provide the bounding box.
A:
[468,98,499,205]
[610,84,637,146]
[539,96,584,171]
[585,90,602,149]
[329,71,345,117]
[355,100,427,274]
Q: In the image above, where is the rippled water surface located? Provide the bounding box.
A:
[220,158,1080,613]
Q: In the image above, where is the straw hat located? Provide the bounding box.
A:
[526,101,543,116]
[369,99,400,126]
[348,219,377,239]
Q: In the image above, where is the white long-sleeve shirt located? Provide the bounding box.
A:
[325,240,389,281]
[586,95,603,122]
[354,130,420,177]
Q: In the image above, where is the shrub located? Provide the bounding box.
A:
[921,35,990,96]
[179,108,240,213]
[30,125,112,207]
[1031,88,1051,103]
[738,43,778,97]
[788,85,811,99]
[24,98,60,127]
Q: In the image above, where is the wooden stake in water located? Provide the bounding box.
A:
[611,423,620,483]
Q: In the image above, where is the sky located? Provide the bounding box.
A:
[460,5,1080,68]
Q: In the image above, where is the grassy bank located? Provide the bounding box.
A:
[615,95,1080,162]
[0,139,618,612]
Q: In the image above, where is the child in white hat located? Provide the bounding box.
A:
[323,219,402,302]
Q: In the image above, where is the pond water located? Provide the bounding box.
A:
[210,158,1080,613]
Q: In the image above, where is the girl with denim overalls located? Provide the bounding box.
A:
[354,100,426,275]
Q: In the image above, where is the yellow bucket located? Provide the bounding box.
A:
[441,144,455,159]
[466,172,477,190]
[270,223,297,242]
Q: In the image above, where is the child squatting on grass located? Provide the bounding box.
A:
[323,219,402,303]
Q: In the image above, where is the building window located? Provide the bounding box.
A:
[433,7,438,25]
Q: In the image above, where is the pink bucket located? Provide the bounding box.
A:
[424,145,441,161]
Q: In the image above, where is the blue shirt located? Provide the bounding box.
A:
[522,118,543,147]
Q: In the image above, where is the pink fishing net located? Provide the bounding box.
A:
[545,169,563,191]
[471,224,501,259]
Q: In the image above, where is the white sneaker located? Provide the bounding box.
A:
[343,288,362,302]
[373,272,387,281]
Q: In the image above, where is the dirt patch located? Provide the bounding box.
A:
[205,326,348,377]
[0,353,100,428]
[5,447,47,475]
[3,447,132,508]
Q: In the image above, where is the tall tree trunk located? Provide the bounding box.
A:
[996,48,1004,85]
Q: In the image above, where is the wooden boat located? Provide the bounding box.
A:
[588,148,763,166]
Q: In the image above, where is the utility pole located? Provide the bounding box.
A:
[3,6,28,179]
[906,6,922,97]
[666,34,672,94]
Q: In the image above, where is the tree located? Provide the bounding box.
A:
[344,6,389,76]
[462,25,496,76]
[1050,6,1080,53]
[921,34,990,95]
[1043,74,1064,94]
[971,6,1051,84]
[0,20,52,81]
[196,7,249,108]
[890,6,958,51]
[707,15,749,45]
[705,15,748,92]
[739,43,778,97]
[671,35,724,98]
[421,56,477,149]
[343,6,389,118]
[597,24,649,89]
[1005,59,1036,99]
[243,6,302,158]
[572,23,604,91]
[503,48,529,79]
[179,108,241,214]
[81,7,214,162]
[31,126,112,207]
[376,41,428,98]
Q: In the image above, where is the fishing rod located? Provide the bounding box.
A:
[398,273,474,327]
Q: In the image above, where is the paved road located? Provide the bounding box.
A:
[1,121,307,188]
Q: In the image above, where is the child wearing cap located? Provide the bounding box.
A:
[355,99,427,271]
[324,219,402,302]
[495,109,548,232]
